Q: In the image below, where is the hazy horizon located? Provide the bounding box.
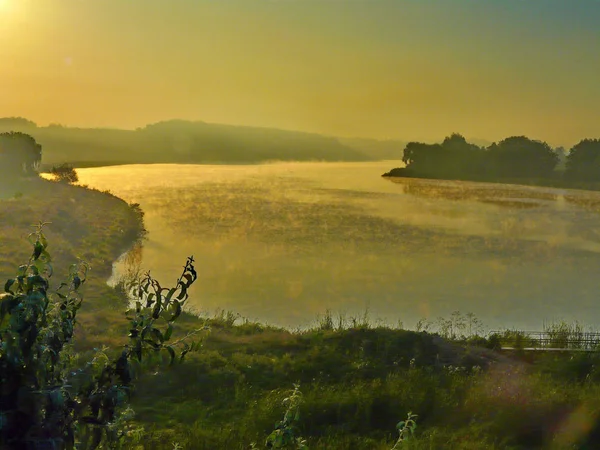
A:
[1,0,599,147]
[0,115,493,147]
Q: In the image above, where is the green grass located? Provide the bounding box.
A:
[128,318,600,449]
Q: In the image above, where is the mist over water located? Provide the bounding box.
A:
[78,162,600,330]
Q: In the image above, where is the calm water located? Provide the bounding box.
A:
[78,162,600,330]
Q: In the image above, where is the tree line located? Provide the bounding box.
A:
[384,134,600,182]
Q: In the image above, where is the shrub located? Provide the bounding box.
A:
[0,223,198,449]
[50,163,79,184]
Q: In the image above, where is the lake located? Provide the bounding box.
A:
[77,162,600,331]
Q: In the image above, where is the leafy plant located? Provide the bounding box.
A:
[256,384,307,449]
[391,412,418,449]
[0,223,198,449]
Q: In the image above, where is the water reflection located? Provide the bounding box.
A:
[78,162,600,330]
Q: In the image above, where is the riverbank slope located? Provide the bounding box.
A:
[0,176,146,348]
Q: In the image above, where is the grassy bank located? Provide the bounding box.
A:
[129,315,600,449]
[3,176,600,449]
[0,176,146,349]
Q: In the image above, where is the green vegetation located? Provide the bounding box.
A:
[1,222,198,448]
[383,134,600,191]
[392,412,418,449]
[120,313,600,449]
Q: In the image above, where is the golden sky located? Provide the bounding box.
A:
[1,0,599,146]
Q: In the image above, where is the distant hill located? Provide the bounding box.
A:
[0,119,391,168]
[0,117,38,129]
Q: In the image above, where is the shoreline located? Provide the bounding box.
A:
[382,170,600,194]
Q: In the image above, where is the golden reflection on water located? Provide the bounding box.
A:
[77,162,600,329]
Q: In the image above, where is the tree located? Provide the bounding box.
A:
[486,136,558,179]
[0,224,199,449]
[402,141,444,176]
[565,139,600,181]
[50,163,79,184]
[439,133,486,177]
[0,132,42,176]
[401,134,485,179]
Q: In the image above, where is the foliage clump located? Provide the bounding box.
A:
[387,133,560,181]
[385,133,600,187]
[565,138,600,181]
[0,224,198,449]
[0,132,42,176]
[50,163,79,184]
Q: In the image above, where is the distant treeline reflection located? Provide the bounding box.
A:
[384,134,600,188]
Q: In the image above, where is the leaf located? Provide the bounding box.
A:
[168,300,182,322]
[27,275,49,290]
[39,233,48,249]
[180,348,189,362]
[4,279,15,293]
[145,292,155,307]
[187,265,197,282]
[143,339,160,349]
[33,241,43,260]
[165,287,177,302]
[164,323,173,341]
[183,273,194,286]
[150,327,164,343]
[166,346,176,365]
[176,283,187,300]
[152,296,162,319]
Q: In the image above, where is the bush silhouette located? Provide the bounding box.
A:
[50,163,79,184]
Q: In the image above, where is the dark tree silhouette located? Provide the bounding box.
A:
[401,134,485,179]
[439,133,486,177]
[486,136,558,179]
[0,132,42,176]
[402,141,443,176]
[50,163,79,183]
[565,139,600,181]
[388,134,561,182]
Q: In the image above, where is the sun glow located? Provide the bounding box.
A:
[0,0,15,20]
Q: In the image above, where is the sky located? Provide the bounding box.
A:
[0,0,599,146]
